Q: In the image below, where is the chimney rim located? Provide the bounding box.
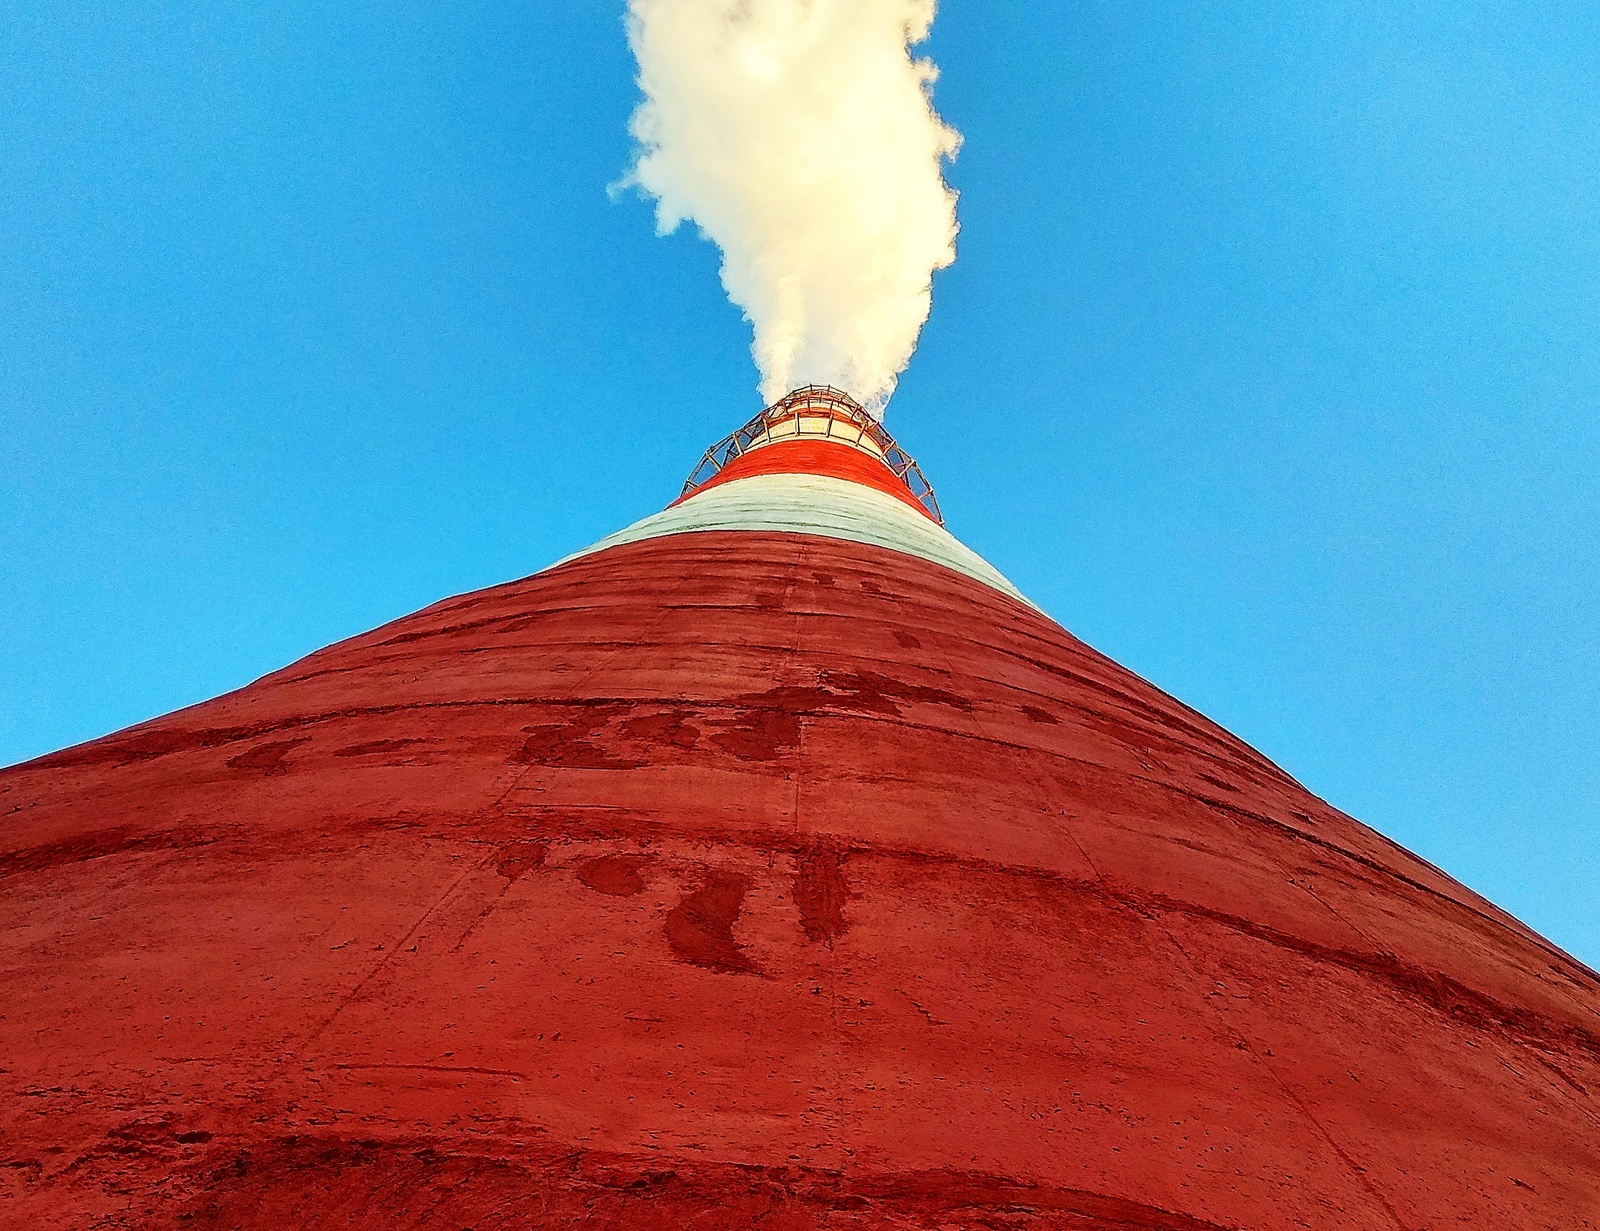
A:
[681,385,942,524]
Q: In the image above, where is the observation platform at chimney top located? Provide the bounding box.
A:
[678,385,942,524]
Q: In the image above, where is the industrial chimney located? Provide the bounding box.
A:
[2,391,1596,1229]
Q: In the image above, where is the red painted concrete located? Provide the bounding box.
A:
[672,438,939,518]
[2,517,1598,1227]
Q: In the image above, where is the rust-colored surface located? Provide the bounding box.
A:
[673,437,940,519]
[2,530,1598,1229]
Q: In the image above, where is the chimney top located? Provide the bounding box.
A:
[680,385,941,524]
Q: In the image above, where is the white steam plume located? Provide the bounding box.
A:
[619,0,960,414]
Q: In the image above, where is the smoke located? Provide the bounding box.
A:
[618,0,960,414]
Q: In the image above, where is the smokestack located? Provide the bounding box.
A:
[2,396,1596,1227]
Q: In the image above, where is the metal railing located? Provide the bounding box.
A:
[680,386,943,524]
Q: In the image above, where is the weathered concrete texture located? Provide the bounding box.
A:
[2,525,1598,1228]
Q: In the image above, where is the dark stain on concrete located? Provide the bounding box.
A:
[158,1132,1244,1230]
[793,845,851,948]
[334,739,433,758]
[726,673,970,732]
[0,825,216,881]
[618,713,701,751]
[494,841,548,884]
[226,739,312,775]
[709,709,802,762]
[577,854,650,897]
[665,871,758,974]
[517,711,645,770]
[818,669,972,718]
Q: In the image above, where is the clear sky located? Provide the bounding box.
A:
[3,2,1596,965]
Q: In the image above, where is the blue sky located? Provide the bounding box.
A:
[2,1,1595,965]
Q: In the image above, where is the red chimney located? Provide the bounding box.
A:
[2,389,1595,1228]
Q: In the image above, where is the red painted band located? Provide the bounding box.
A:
[672,439,938,520]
